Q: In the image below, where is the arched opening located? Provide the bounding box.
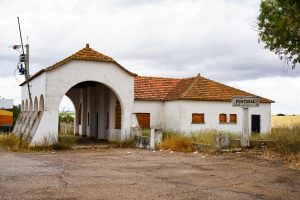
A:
[21,100,24,111]
[29,99,33,112]
[58,81,123,141]
[25,99,28,111]
[34,97,38,111]
[59,95,75,135]
[39,95,44,111]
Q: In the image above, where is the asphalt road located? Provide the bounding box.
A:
[0,148,299,200]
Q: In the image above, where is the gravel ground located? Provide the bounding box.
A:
[0,148,299,200]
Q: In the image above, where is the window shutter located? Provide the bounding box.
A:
[192,113,205,123]
[135,113,150,129]
[230,114,237,123]
[219,114,227,123]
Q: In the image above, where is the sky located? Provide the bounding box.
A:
[0,0,299,114]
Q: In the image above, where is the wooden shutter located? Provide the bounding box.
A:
[230,114,237,123]
[192,113,205,123]
[135,113,150,129]
[219,114,227,123]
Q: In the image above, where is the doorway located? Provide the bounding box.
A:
[251,115,260,133]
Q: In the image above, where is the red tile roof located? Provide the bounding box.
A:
[134,76,181,100]
[135,75,273,103]
[20,44,137,86]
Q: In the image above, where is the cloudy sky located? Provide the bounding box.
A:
[0,0,299,114]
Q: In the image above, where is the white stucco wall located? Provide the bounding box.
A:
[164,100,271,134]
[21,73,46,111]
[21,60,134,144]
[133,101,165,129]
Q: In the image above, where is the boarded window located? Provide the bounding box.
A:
[115,100,121,129]
[219,114,227,123]
[230,114,237,123]
[192,113,205,124]
[136,113,150,129]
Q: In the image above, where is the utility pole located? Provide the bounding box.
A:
[17,17,32,102]
[25,43,31,102]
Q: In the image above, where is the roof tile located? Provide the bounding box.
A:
[134,75,273,103]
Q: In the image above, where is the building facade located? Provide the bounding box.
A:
[13,44,273,145]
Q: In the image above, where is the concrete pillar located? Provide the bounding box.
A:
[81,88,87,136]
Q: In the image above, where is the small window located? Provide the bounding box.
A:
[219,114,227,123]
[135,113,150,129]
[192,113,205,124]
[87,112,90,126]
[230,114,237,123]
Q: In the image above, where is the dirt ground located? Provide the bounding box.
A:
[0,148,299,200]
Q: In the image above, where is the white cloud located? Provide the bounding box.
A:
[0,76,22,104]
[0,0,299,113]
[227,76,300,115]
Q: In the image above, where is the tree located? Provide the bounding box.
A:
[257,0,300,68]
[13,105,21,127]
[59,111,74,123]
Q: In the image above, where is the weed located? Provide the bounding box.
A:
[112,135,137,148]
[0,133,29,151]
[267,125,300,154]
[161,132,193,152]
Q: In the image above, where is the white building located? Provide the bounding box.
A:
[13,44,273,145]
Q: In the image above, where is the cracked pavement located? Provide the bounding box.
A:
[0,148,299,200]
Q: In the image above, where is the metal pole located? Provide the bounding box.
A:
[241,107,249,147]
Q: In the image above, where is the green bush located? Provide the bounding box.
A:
[59,111,74,123]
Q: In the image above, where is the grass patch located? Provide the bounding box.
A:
[111,135,137,148]
[161,126,300,155]
[0,133,29,151]
[161,132,193,152]
[160,130,240,152]
[0,132,75,152]
[141,129,151,137]
[267,125,300,154]
[52,134,76,150]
